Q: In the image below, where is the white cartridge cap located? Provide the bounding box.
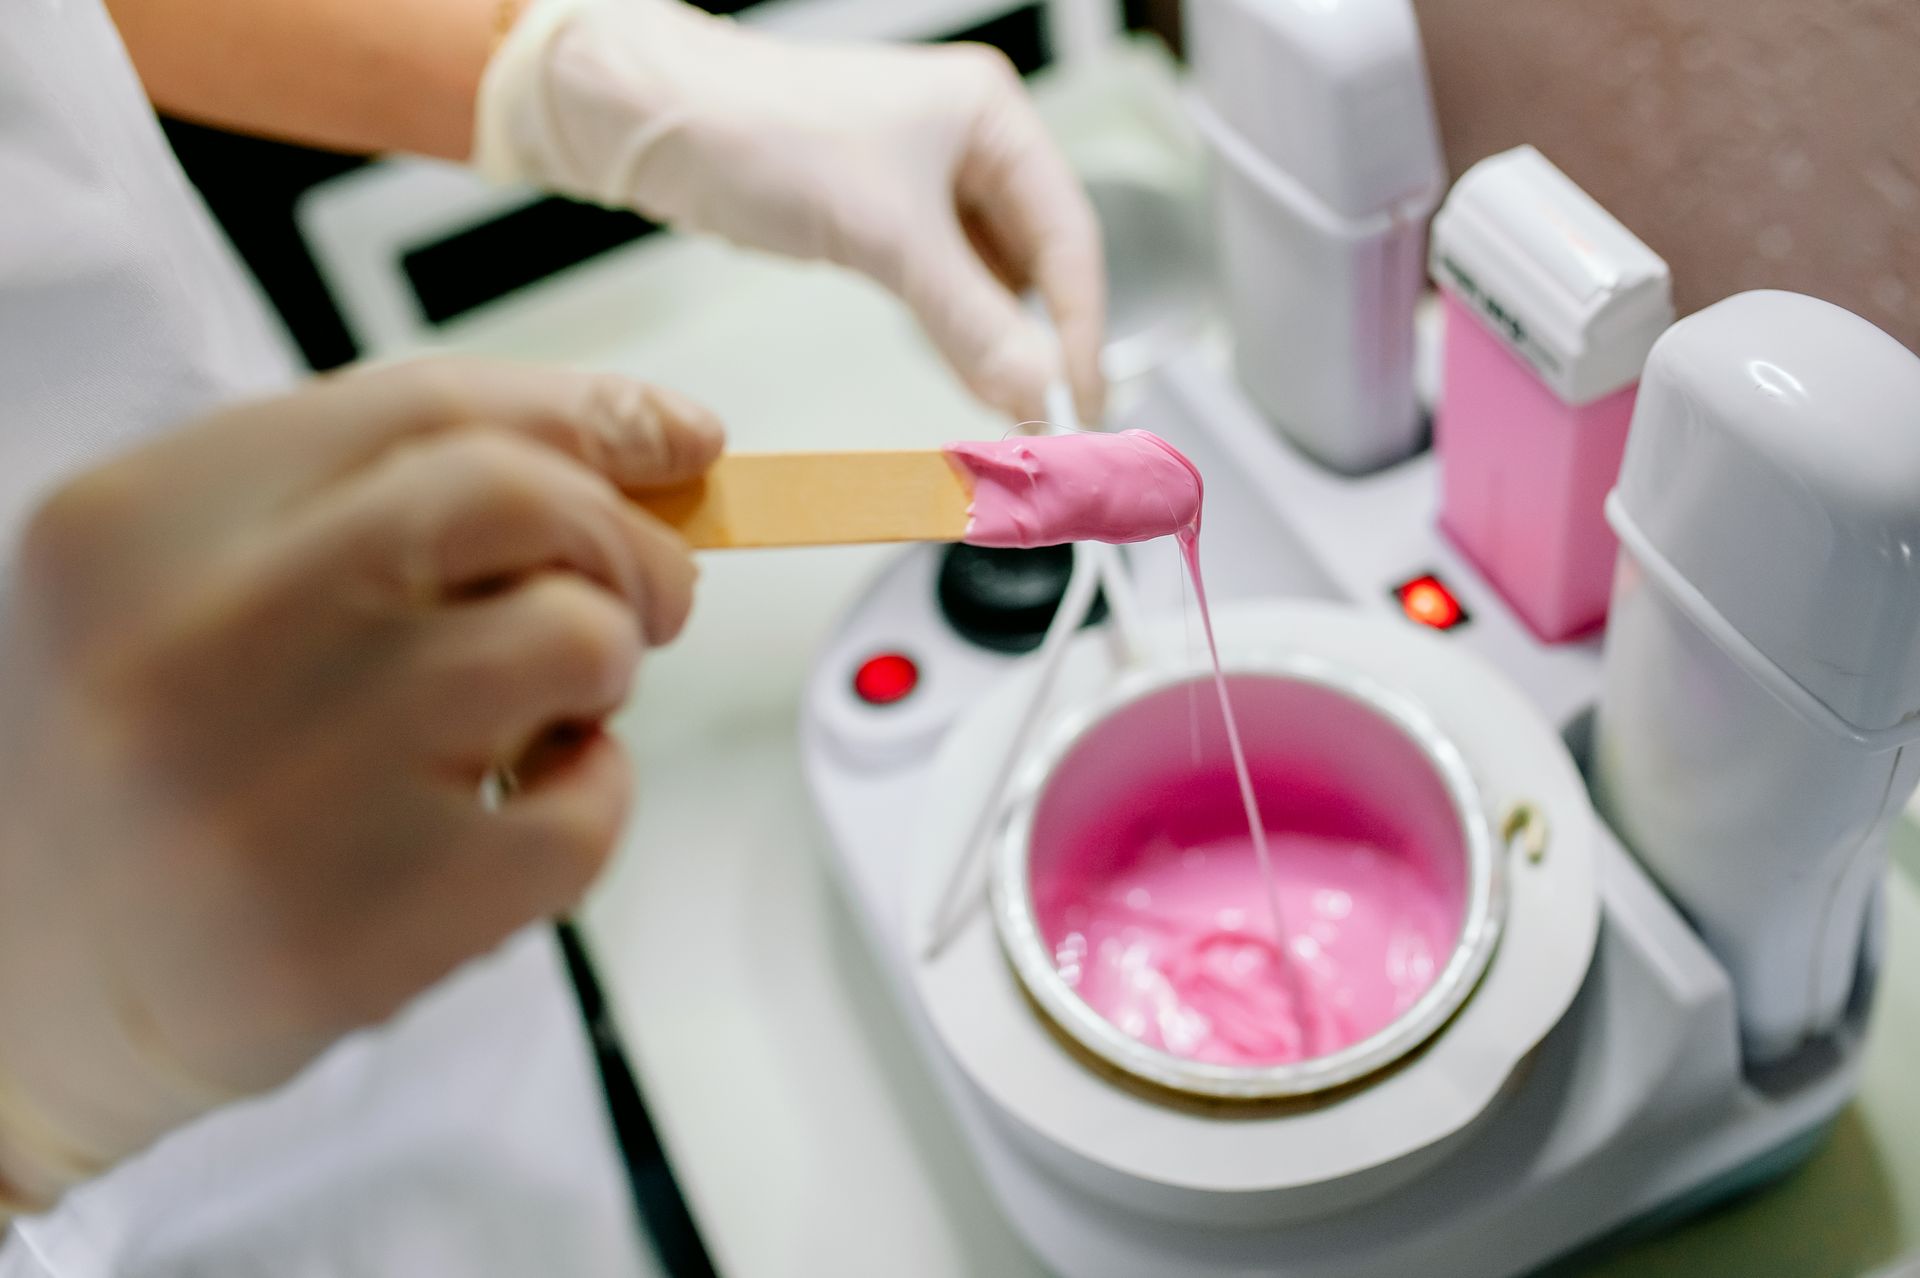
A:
[1431,146,1673,406]
[1184,0,1444,222]
[1611,291,1920,742]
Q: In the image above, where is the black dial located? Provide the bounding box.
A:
[936,543,1109,654]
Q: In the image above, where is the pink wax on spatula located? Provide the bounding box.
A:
[942,430,1204,548]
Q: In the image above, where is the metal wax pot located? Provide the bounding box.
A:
[990,659,1504,1101]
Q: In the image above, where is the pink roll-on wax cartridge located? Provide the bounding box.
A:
[1428,146,1672,642]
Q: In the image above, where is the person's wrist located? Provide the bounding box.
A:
[0,939,242,1216]
[490,0,529,53]
[470,0,739,204]
[0,1063,104,1215]
[470,0,597,183]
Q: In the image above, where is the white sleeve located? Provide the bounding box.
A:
[4,929,653,1278]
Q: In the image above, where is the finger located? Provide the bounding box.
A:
[400,574,644,770]
[896,219,1061,424]
[958,91,1109,424]
[255,359,726,503]
[297,429,699,641]
[511,718,610,793]
[960,205,1026,295]
[462,726,635,926]
[328,732,634,1028]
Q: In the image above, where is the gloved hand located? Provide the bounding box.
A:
[473,0,1107,427]
[0,360,721,1209]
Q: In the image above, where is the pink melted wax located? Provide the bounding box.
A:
[1037,826,1457,1065]
[944,430,1459,1066]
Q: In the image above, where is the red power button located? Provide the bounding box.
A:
[853,652,919,705]
[1395,574,1468,631]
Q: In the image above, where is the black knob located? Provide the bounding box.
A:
[936,543,1109,655]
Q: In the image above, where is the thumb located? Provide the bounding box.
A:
[231,359,728,502]
[897,223,1061,425]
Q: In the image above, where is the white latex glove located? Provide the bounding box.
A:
[473,0,1107,426]
[0,360,721,1209]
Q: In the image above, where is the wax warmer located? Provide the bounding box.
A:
[807,338,1881,1271]
[991,660,1502,1100]
[902,601,1597,1227]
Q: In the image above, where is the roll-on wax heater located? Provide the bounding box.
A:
[1593,291,1920,1066]
[1429,146,1672,642]
[1185,0,1444,475]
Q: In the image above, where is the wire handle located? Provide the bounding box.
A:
[918,382,1151,961]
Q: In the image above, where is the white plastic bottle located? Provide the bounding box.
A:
[1593,291,1920,1065]
[1184,0,1445,474]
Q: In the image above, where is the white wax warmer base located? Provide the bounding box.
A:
[908,602,1596,1216]
[816,601,1869,1278]
[800,351,1872,1276]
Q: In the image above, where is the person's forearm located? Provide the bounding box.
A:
[106,0,505,159]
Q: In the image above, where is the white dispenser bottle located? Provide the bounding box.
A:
[1184,0,1444,475]
[1593,290,1920,1066]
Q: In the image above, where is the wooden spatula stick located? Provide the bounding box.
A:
[637,450,972,549]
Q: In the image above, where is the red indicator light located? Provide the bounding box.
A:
[853,652,919,705]
[1395,574,1467,631]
